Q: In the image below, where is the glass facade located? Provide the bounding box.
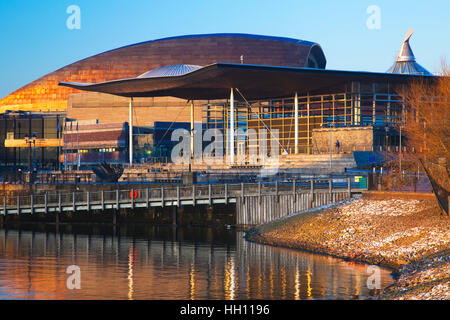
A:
[0,112,64,169]
[203,81,405,156]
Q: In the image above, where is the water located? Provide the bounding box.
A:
[0,224,394,300]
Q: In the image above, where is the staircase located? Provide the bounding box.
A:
[274,153,357,173]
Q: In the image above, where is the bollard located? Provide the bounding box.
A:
[208,184,212,205]
[30,194,34,215]
[2,195,6,217]
[115,189,119,210]
[44,193,48,213]
[347,177,352,197]
[224,184,228,204]
[258,181,262,204]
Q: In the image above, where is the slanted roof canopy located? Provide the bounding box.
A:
[59,63,435,101]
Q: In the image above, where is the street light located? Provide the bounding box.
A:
[32,132,37,171]
[24,135,32,173]
[24,132,37,185]
[384,125,389,163]
[329,122,334,169]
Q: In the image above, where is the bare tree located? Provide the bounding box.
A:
[399,61,449,214]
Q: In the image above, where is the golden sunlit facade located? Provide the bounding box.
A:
[0,34,326,115]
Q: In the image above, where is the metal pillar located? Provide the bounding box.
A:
[307,93,310,154]
[129,97,134,166]
[190,101,195,165]
[294,92,299,154]
[229,88,235,164]
[329,125,332,169]
[373,93,376,124]
[400,105,405,173]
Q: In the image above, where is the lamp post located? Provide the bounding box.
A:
[32,132,37,171]
[24,133,36,184]
[384,125,389,163]
[399,125,402,175]
[24,135,32,173]
[329,123,334,169]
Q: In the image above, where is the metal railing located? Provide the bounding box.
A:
[0,178,366,215]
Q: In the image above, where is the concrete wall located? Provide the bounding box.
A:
[312,126,374,154]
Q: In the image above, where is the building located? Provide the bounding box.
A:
[61,121,128,168]
[0,111,63,170]
[0,32,436,169]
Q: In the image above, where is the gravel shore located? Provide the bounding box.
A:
[246,193,449,300]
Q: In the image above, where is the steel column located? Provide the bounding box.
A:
[229,88,235,164]
[129,97,134,165]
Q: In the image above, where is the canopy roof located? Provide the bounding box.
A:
[59,63,435,101]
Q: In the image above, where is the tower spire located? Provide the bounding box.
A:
[386,29,432,75]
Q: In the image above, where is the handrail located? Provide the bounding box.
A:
[0,179,367,214]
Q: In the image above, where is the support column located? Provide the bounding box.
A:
[387,95,391,124]
[332,94,335,124]
[373,93,376,124]
[307,93,310,154]
[229,88,235,164]
[294,92,299,154]
[190,101,195,167]
[129,97,134,166]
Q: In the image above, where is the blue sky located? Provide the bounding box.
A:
[0,0,449,99]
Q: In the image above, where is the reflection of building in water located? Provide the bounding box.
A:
[236,234,389,299]
[128,244,135,300]
[0,229,393,299]
[224,255,237,300]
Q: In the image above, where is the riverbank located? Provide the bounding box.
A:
[245,193,449,300]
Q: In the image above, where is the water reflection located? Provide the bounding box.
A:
[0,225,393,300]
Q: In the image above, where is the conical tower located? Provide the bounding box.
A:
[386,29,432,75]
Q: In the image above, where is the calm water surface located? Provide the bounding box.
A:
[0,224,393,300]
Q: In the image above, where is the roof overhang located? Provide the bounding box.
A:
[59,63,437,101]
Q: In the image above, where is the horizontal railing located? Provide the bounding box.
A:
[0,179,367,215]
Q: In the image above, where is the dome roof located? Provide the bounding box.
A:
[386,29,432,76]
[0,33,326,113]
[137,64,202,78]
